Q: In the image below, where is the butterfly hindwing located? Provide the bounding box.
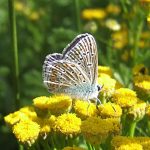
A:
[43,60,90,94]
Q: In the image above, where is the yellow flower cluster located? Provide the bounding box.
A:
[81,117,121,145]
[133,75,150,100]
[54,113,81,136]
[132,64,149,76]
[112,136,150,150]
[33,95,72,115]
[112,88,138,108]
[13,119,40,146]
[82,9,106,20]
[97,102,122,119]
[73,100,97,120]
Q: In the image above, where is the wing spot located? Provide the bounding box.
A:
[83,80,86,83]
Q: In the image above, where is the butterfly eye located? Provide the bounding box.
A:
[97,85,101,91]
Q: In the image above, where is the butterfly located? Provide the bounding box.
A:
[42,33,102,103]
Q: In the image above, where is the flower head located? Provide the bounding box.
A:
[98,74,116,100]
[73,100,97,120]
[54,113,81,136]
[133,75,150,100]
[112,88,137,108]
[106,4,121,15]
[111,136,150,150]
[82,9,106,20]
[33,95,72,115]
[127,100,146,121]
[81,117,121,145]
[98,66,113,77]
[13,119,40,146]
[4,111,29,126]
[97,102,122,118]
[105,19,121,31]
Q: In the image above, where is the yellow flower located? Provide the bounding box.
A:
[82,9,106,20]
[73,100,97,120]
[112,88,138,108]
[116,143,143,150]
[98,66,113,77]
[63,146,85,150]
[106,4,121,15]
[29,12,40,21]
[98,74,116,100]
[54,113,81,136]
[13,119,40,146]
[19,106,37,120]
[132,64,149,76]
[15,2,25,11]
[97,102,122,118]
[133,75,150,100]
[127,100,146,121]
[105,19,121,31]
[111,30,128,49]
[33,95,72,115]
[111,136,150,150]
[81,117,121,145]
[4,111,29,126]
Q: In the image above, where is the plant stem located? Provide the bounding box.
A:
[132,19,144,65]
[8,0,20,109]
[75,0,81,32]
[128,121,137,137]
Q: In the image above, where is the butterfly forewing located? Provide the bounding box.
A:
[62,33,98,85]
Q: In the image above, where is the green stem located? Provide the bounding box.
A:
[128,121,137,137]
[75,0,81,32]
[19,144,24,150]
[132,20,144,65]
[8,0,20,109]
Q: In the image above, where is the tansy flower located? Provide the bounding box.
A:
[73,100,97,120]
[98,73,116,100]
[54,113,81,136]
[13,119,40,146]
[133,75,150,100]
[98,66,113,77]
[116,143,143,150]
[33,95,72,115]
[127,100,146,121]
[81,117,121,145]
[82,8,106,20]
[97,102,122,119]
[112,88,138,108]
[106,4,121,15]
[111,136,150,150]
[132,64,148,76]
[4,111,29,126]
[63,146,85,150]
[28,11,40,21]
[105,19,121,31]
[19,106,37,120]
[15,1,25,11]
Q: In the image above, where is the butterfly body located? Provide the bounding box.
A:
[43,33,100,101]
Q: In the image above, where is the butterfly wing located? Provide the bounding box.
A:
[43,58,90,94]
[62,33,98,85]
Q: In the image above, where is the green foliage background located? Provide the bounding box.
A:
[0,0,150,149]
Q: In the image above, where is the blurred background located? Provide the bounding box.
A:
[0,0,150,149]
